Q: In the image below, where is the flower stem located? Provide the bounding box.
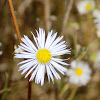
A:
[67,86,78,100]
[8,0,22,43]
[59,83,70,99]
[28,74,31,100]
[8,0,32,100]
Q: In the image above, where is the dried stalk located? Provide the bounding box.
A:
[61,0,74,34]
[44,0,51,32]
[18,0,33,15]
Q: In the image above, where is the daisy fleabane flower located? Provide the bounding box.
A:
[77,0,95,15]
[67,60,91,86]
[14,28,70,86]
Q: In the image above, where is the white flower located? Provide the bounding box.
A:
[93,51,100,68]
[0,42,2,47]
[0,51,3,55]
[93,9,100,38]
[67,60,91,86]
[96,30,100,38]
[77,0,95,14]
[0,42,3,55]
[14,28,70,86]
[93,9,100,18]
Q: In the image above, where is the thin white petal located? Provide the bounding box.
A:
[52,49,70,56]
[18,45,34,53]
[52,58,69,66]
[17,59,33,65]
[24,35,37,51]
[25,64,37,78]
[51,61,67,73]
[45,30,53,48]
[14,54,35,59]
[29,65,39,81]
[49,63,61,80]
[18,60,37,71]
[46,65,54,83]
[21,64,36,75]
[35,64,45,85]
[49,41,65,51]
[47,32,57,49]
[48,36,63,50]
[31,31,39,48]
[21,38,34,51]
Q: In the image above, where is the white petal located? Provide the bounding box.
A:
[46,65,54,83]
[69,76,79,84]
[18,60,37,71]
[70,60,77,68]
[52,49,70,56]
[45,30,53,48]
[29,65,40,81]
[31,31,39,49]
[25,64,37,78]
[47,33,57,49]
[48,36,63,50]
[21,64,36,75]
[52,58,69,66]
[49,41,66,51]
[41,65,45,86]
[23,35,37,51]
[14,54,35,59]
[17,59,33,65]
[51,61,67,73]
[18,45,34,53]
[49,63,61,80]
[21,38,33,50]
[35,64,45,85]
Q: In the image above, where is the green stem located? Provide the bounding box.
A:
[59,83,70,98]
[67,86,78,100]
[1,73,9,100]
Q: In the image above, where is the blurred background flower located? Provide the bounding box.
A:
[0,42,3,55]
[77,0,95,14]
[66,60,91,86]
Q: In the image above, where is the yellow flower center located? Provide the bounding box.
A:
[36,49,51,64]
[85,3,92,11]
[75,68,83,76]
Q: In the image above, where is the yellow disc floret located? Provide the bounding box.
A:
[75,68,83,76]
[36,49,51,64]
[85,3,92,11]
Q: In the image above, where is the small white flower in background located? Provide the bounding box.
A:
[14,45,24,53]
[0,42,3,55]
[93,9,100,38]
[93,9,100,18]
[0,51,3,55]
[67,60,91,86]
[93,51,100,68]
[77,0,95,14]
[14,28,70,86]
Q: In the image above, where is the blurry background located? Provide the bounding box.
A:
[0,0,100,100]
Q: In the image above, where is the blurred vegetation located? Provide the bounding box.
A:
[0,0,100,100]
